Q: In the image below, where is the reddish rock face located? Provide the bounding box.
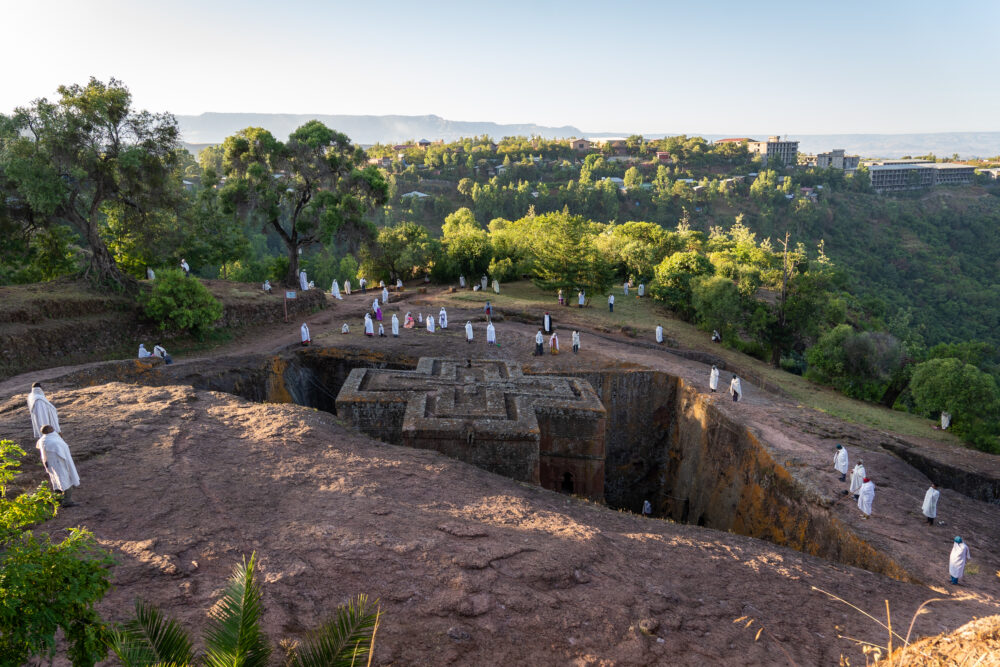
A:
[336,358,606,499]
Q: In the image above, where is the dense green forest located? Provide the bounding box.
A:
[2,78,999,451]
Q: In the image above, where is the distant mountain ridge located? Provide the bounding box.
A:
[176,113,1000,159]
[176,113,583,146]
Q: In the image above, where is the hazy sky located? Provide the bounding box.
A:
[3,0,998,134]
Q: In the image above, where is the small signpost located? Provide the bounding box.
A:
[284,290,297,322]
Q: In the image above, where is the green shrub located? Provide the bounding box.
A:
[488,256,518,283]
[140,269,222,335]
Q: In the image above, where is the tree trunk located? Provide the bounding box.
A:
[285,242,300,288]
[76,212,136,292]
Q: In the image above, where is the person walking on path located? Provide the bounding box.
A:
[834,444,849,482]
[922,483,940,526]
[729,375,742,402]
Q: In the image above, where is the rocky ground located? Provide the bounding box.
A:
[1,285,998,665]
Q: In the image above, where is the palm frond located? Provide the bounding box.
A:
[291,595,380,667]
[109,599,196,666]
[203,552,271,667]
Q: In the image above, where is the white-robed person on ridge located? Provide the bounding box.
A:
[729,374,742,402]
[941,411,951,430]
[481,275,488,290]
[850,460,866,498]
[486,321,496,345]
[331,280,342,299]
[638,283,645,297]
[459,275,466,288]
[299,269,309,291]
[364,313,374,337]
[833,444,849,482]
[439,307,448,329]
[27,383,60,439]
[709,365,719,393]
[922,483,940,526]
[656,324,664,344]
[949,536,970,584]
[37,425,80,506]
[493,278,500,294]
[465,321,474,343]
[146,266,155,280]
[391,313,400,337]
[138,344,152,358]
[427,314,436,333]
[300,323,311,345]
[572,330,580,354]
[382,286,389,305]
[857,477,875,519]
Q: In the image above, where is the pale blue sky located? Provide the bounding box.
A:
[3,0,998,134]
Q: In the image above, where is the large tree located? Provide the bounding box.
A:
[220,121,387,286]
[0,78,181,289]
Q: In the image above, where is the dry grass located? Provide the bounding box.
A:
[437,280,960,444]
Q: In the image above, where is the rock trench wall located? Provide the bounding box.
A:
[550,369,912,582]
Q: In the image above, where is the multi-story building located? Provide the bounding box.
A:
[748,135,799,167]
[864,160,976,193]
[802,149,860,173]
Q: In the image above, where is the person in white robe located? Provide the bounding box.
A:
[850,461,866,498]
[543,312,552,333]
[439,307,448,329]
[180,259,190,276]
[378,322,386,337]
[623,281,629,296]
[709,365,719,392]
[493,279,500,294]
[372,298,379,313]
[656,325,664,344]
[364,313,374,337]
[941,412,951,430]
[344,280,351,295]
[379,279,385,289]
[922,483,940,525]
[382,286,389,304]
[486,322,497,345]
[331,280,342,299]
[138,344,152,358]
[152,344,173,364]
[473,284,480,291]
[608,293,615,312]
[146,267,155,280]
[37,425,80,505]
[481,275,488,290]
[465,321,474,343]
[549,331,560,354]
[427,315,436,333]
[459,275,466,288]
[391,313,400,337]
[857,478,875,518]
[404,312,415,328]
[299,270,309,291]
[359,277,367,293]
[729,375,742,402]
[578,291,585,308]
[396,279,403,291]
[572,330,580,354]
[642,499,651,517]
[27,384,60,438]
[263,280,272,293]
[534,330,544,356]
[341,323,350,334]
[308,280,315,290]
[300,323,311,345]
[833,444,849,482]
[638,283,645,297]
[949,537,970,583]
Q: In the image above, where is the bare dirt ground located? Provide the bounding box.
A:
[2,285,999,665]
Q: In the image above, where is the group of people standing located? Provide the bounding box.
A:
[832,443,971,584]
[26,383,80,506]
[536,312,581,356]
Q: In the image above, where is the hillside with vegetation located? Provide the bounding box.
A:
[2,78,999,451]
